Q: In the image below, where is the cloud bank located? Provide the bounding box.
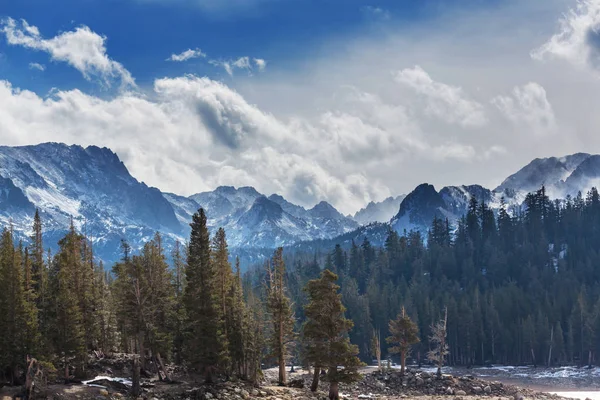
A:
[3,1,600,214]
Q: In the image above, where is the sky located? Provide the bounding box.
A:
[1,0,600,215]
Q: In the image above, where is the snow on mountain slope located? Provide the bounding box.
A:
[495,153,591,199]
[0,143,183,263]
[391,153,600,237]
[3,144,600,266]
[166,187,359,248]
[353,195,406,225]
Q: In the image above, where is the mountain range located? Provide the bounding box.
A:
[0,143,599,266]
[391,153,600,235]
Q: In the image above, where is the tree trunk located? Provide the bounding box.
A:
[310,367,320,392]
[132,356,141,397]
[328,381,339,400]
[138,331,146,370]
[25,357,39,400]
[400,351,406,375]
[278,349,286,385]
[64,356,69,384]
[156,352,172,382]
[547,327,554,367]
[205,367,213,385]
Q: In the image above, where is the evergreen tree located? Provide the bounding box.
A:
[0,229,40,383]
[112,234,175,378]
[48,224,86,380]
[302,269,363,400]
[386,307,420,374]
[183,209,222,383]
[266,247,295,386]
[212,227,233,372]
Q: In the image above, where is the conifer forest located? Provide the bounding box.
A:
[3,186,600,398]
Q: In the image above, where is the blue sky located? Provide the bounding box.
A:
[2,0,502,94]
[1,0,600,214]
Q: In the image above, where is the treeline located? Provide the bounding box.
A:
[6,185,600,398]
[0,209,373,400]
[250,186,600,368]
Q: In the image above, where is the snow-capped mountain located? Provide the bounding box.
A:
[391,153,600,236]
[353,195,406,225]
[165,187,359,249]
[0,143,182,262]
[3,144,600,266]
[0,143,357,264]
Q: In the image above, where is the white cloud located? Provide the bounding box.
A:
[4,1,597,214]
[394,65,487,127]
[492,82,557,136]
[167,48,206,62]
[532,0,600,72]
[28,62,45,71]
[210,56,260,76]
[254,58,267,71]
[361,6,391,21]
[0,72,495,214]
[1,18,135,88]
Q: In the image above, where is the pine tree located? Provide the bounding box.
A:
[228,258,246,376]
[172,240,186,365]
[386,307,420,375]
[243,288,265,384]
[266,247,295,386]
[212,227,233,373]
[183,209,222,383]
[0,229,40,383]
[302,269,364,400]
[113,234,175,379]
[371,328,381,371]
[48,224,86,380]
[31,210,50,356]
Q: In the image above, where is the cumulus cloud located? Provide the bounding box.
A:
[395,65,487,127]
[0,18,135,88]
[492,82,557,136]
[167,48,206,62]
[28,62,45,71]
[532,0,600,72]
[0,72,496,214]
[4,1,593,214]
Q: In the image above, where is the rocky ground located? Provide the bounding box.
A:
[0,354,589,400]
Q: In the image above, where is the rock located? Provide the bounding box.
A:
[415,377,424,386]
[288,378,304,388]
[446,387,454,395]
[473,386,483,394]
[240,389,249,399]
[204,393,214,400]
[514,393,525,400]
[455,390,467,396]
[484,385,492,394]
[99,389,109,397]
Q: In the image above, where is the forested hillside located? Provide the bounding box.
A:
[3,185,600,397]
[248,186,600,367]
